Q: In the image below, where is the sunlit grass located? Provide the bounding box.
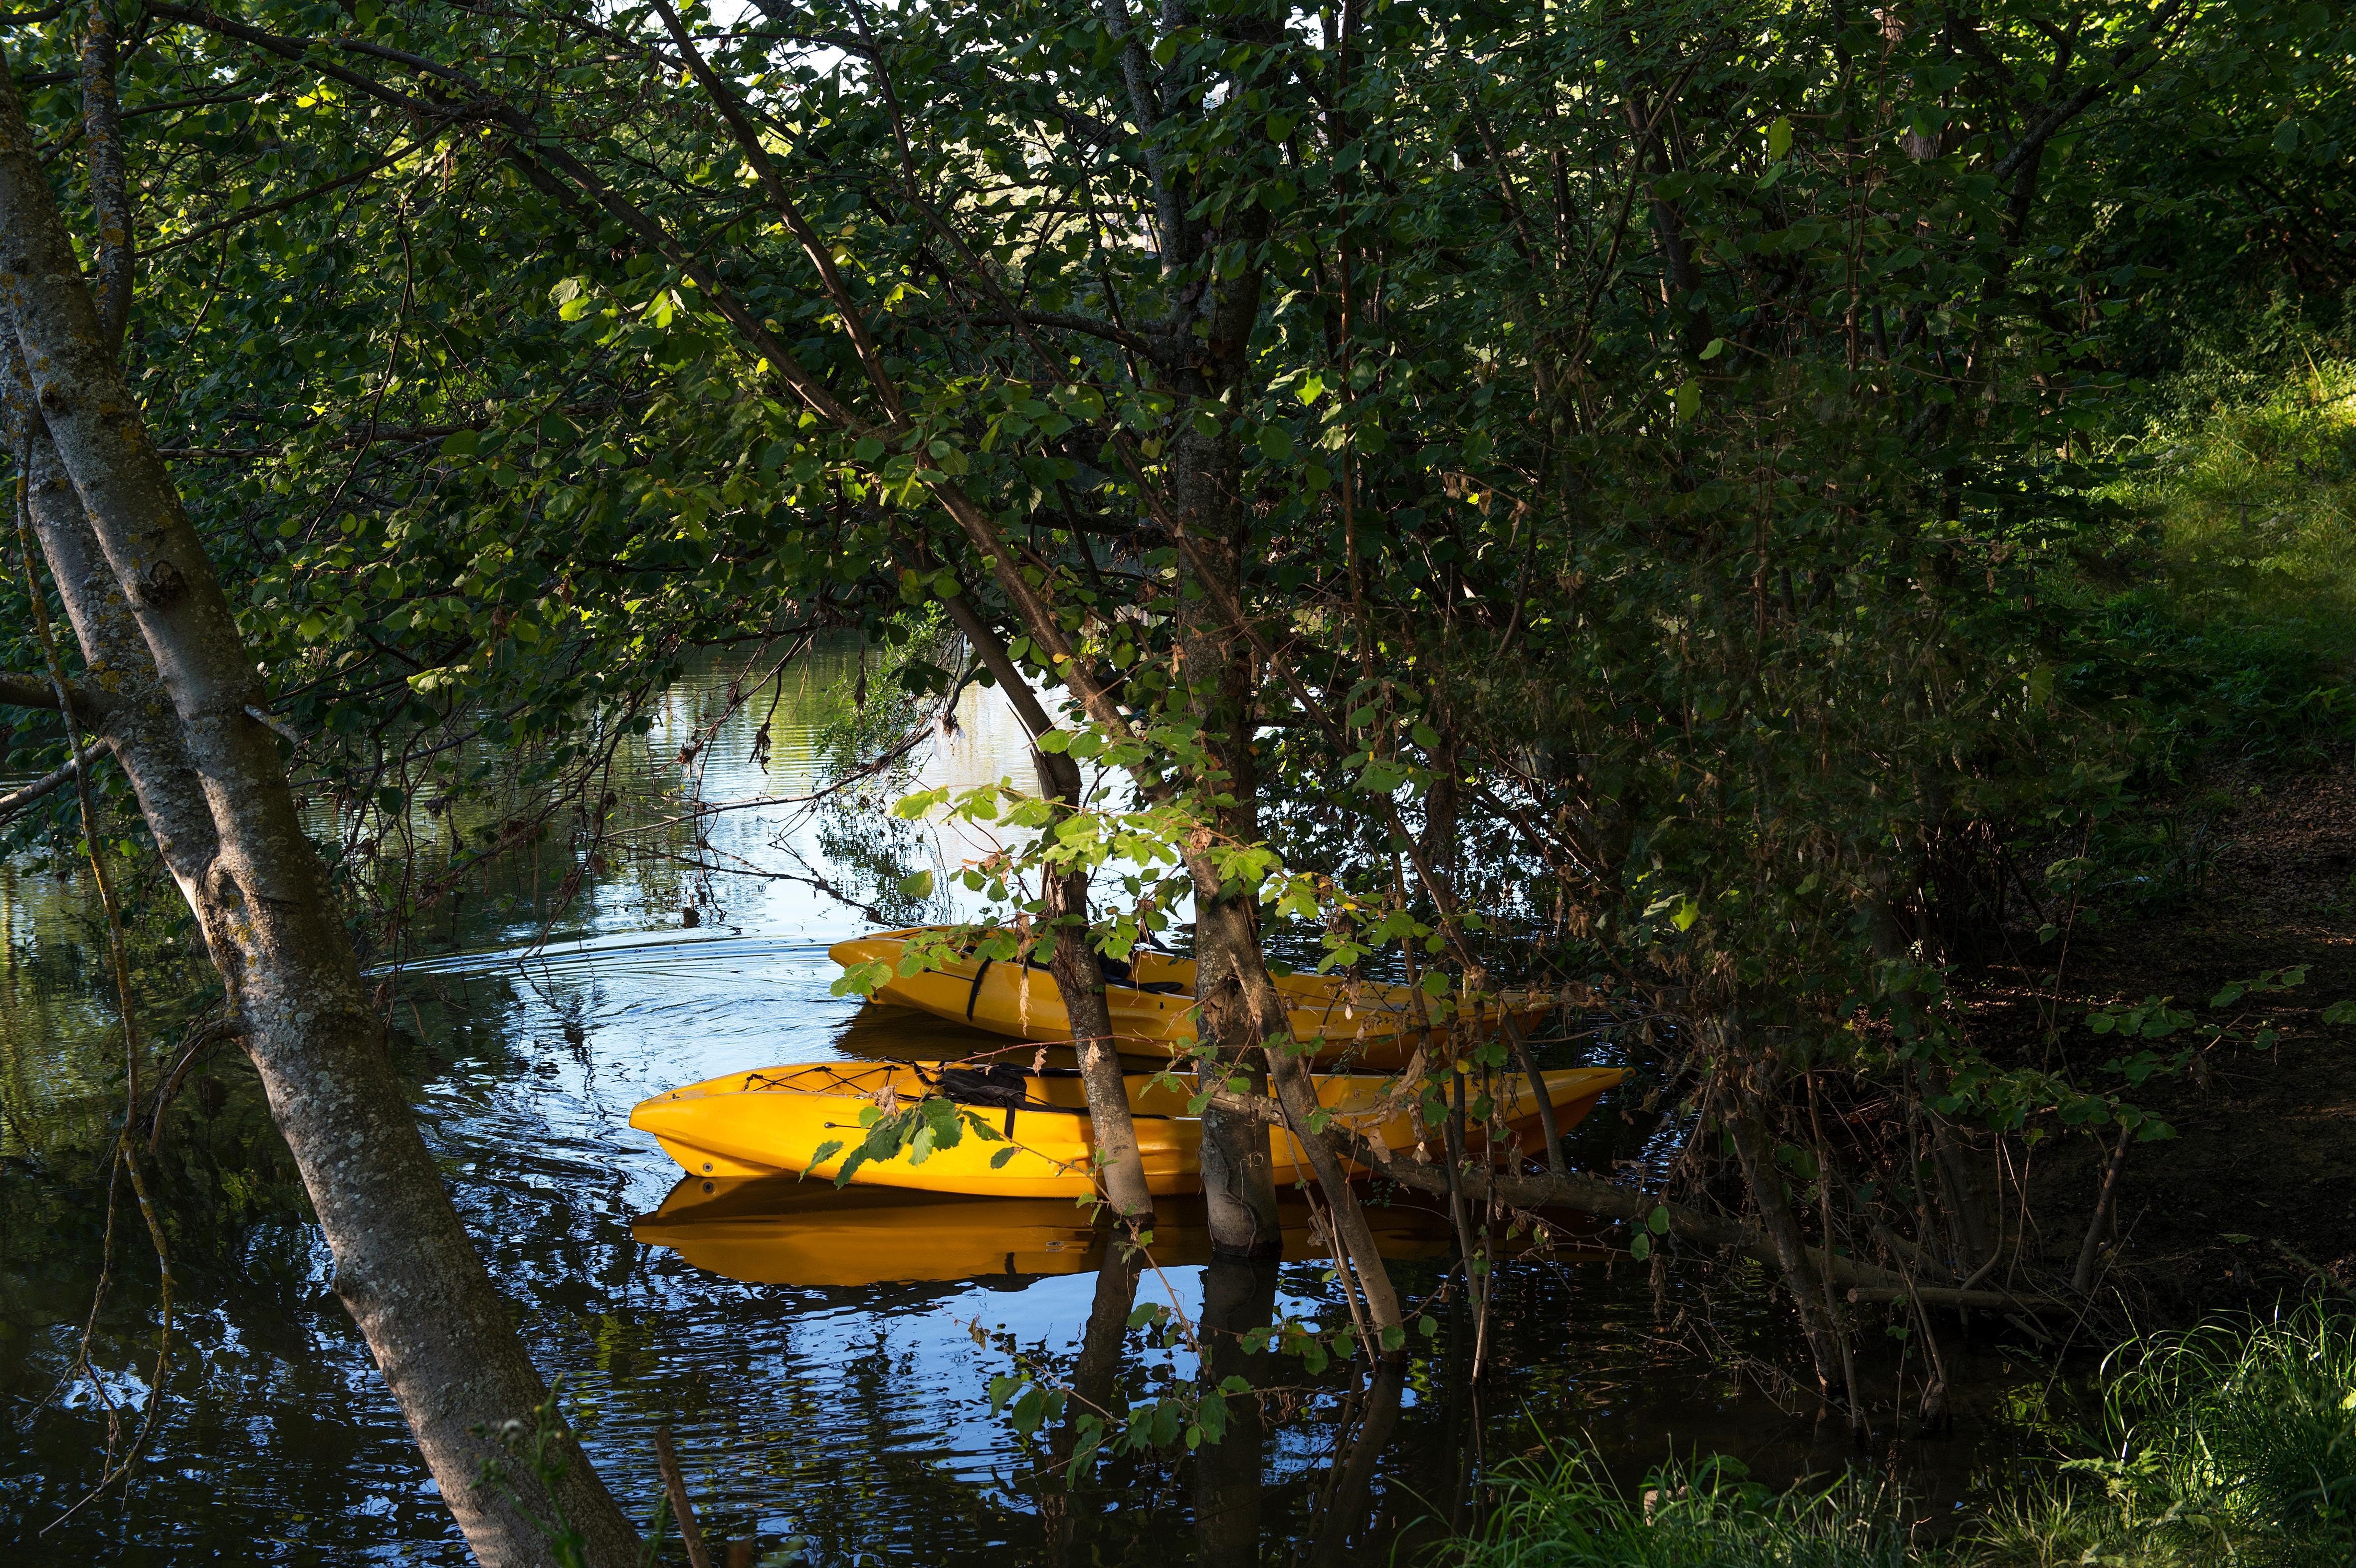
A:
[1447,1450,1917,1568]
[1980,1304,2356,1567]
[2108,359,2356,673]
[1447,1309,2356,1568]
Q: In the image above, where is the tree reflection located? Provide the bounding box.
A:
[1195,1255,1279,1568]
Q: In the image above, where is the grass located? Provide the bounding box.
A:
[2035,359,2356,786]
[2104,358,2356,677]
[1449,1452,1916,1568]
[1446,1307,2356,1568]
[2015,1304,2356,1565]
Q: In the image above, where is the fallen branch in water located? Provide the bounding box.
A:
[653,1426,714,1568]
[1846,1284,2063,1312]
[1204,1090,1919,1295]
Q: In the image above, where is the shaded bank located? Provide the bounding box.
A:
[1449,1307,2356,1568]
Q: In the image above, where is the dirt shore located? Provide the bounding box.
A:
[1961,761,2356,1317]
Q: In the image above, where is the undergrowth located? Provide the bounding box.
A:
[1446,1307,2356,1568]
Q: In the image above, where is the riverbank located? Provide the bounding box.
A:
[1957,756,2356,1319]
[1448,1306,2356,1567]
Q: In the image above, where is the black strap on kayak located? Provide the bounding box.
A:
[965,957,993,1020]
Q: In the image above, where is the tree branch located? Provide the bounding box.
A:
[968,309,1163,359]
[1204,1088,1918,1294]
[0,736,102,818]
[0,668,111,718]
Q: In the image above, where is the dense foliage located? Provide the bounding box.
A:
[2,0,2352,1404]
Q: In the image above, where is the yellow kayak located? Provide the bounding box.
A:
[628,1058,1622,1197]
[827,926,1555,1067]
[630,1180,1483,1287]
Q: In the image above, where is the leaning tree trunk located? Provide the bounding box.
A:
[0,69,638,1568]
[4,398,220,906]
[1715,1023,1847,1398]
[929,581,1155,1223]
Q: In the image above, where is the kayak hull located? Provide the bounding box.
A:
[828,928,1554,1068]
[628,1060,1623,1198]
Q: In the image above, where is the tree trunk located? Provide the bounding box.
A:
[0,72,639,1568]
[1178,511,1287,1258]
[6,400,218,913]
[927,579,1155,1223]
[1044,860,1155,1224]
[1723,1083,1848,1398]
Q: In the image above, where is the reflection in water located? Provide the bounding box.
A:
[1197,1256,1278,1568]
[1049,1245,1141,1565]
[631,1179,1469,1288]
[1307,1359,1405,1568]
[1,651,2050,1563]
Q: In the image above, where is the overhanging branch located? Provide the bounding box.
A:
[0,736,102,818]
[0,668,112,719]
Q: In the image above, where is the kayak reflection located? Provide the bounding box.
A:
[630,1176,1570,1288]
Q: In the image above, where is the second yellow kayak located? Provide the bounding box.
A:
[629,1058,1622,1198]
[828,926,1554,1067]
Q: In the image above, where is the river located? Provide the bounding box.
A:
[0,644,2051,1563]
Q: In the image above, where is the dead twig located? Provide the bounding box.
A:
[653,1426,715,1568]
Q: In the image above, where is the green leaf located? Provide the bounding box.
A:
[897,869,935,901]
[1630,1231,1652,1261]
[1379,1324,1405,1353]
[439,429,479,458]
[1647,1204,1671,1235]
[989,1146,1018,1168]
[1768,115,1792,159]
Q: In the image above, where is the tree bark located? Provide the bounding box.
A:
[1178,505,1288,1260]
[0,68,638,1568]
[1723,1092,1847,1397]
[4,400,221,915]
[928,578,1155,1223]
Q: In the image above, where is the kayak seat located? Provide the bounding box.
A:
[937,1065,1033,1109]
[1022,951,1191,997]
[932,1063,1173,1121]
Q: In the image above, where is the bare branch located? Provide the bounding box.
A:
[0,737,102,818]
[0,668,111,717]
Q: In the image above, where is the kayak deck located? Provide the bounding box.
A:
[629,1059,1623,1198]
[828,927,1554,1067]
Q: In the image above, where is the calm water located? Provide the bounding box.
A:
[0,648,2053,1564]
